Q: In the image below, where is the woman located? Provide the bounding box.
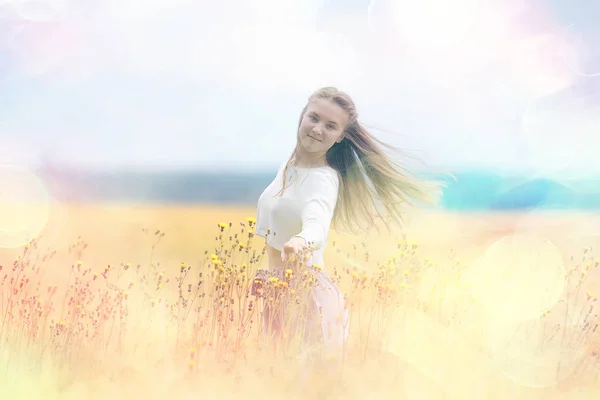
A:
[254,87,442,359]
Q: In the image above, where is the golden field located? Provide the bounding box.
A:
[0,202,599,399]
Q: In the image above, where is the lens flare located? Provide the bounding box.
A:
[387,307,492,399]
[487,317,585,388]
[465,233,565,322]
[564,22,600,78]
[3,0,68,22]
[522,83,600,184]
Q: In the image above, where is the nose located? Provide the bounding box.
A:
[311,125,323,136]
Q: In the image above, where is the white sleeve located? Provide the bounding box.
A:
[294,170,339,250]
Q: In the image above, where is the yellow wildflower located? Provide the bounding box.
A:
[587,292,595,300]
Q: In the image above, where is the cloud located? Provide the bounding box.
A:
[368,0,576,99]
[102,0,362,94]
[1,0,597,174]
[0,0,68,22]
[4,0,579,98]
[521,78,600,179]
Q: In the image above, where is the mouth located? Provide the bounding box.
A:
[308,135,322,142]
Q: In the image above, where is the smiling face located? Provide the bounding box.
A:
[296,97,349,162]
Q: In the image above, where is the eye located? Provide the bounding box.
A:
[326,124,336,130]
[309,115,318,121]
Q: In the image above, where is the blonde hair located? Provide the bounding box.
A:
[278,86,448,235]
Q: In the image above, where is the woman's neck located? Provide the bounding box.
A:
[292,149,327,168]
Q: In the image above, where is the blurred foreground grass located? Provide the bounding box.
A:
[0,203,599,399]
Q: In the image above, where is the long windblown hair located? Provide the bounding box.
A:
[279,87,449,235]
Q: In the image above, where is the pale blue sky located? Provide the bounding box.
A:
[0,0,599,178]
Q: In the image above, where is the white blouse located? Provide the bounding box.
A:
[255,162,339,267]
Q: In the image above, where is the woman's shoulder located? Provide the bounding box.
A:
[315,165,339,182]
[299,166,339,193]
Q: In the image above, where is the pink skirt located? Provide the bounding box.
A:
[254,267,350,359]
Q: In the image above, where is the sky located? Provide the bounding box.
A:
[0,0,599,178]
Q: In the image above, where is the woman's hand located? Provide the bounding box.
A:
[281,236,307,262]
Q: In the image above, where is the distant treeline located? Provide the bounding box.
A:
[35,168,600,211]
